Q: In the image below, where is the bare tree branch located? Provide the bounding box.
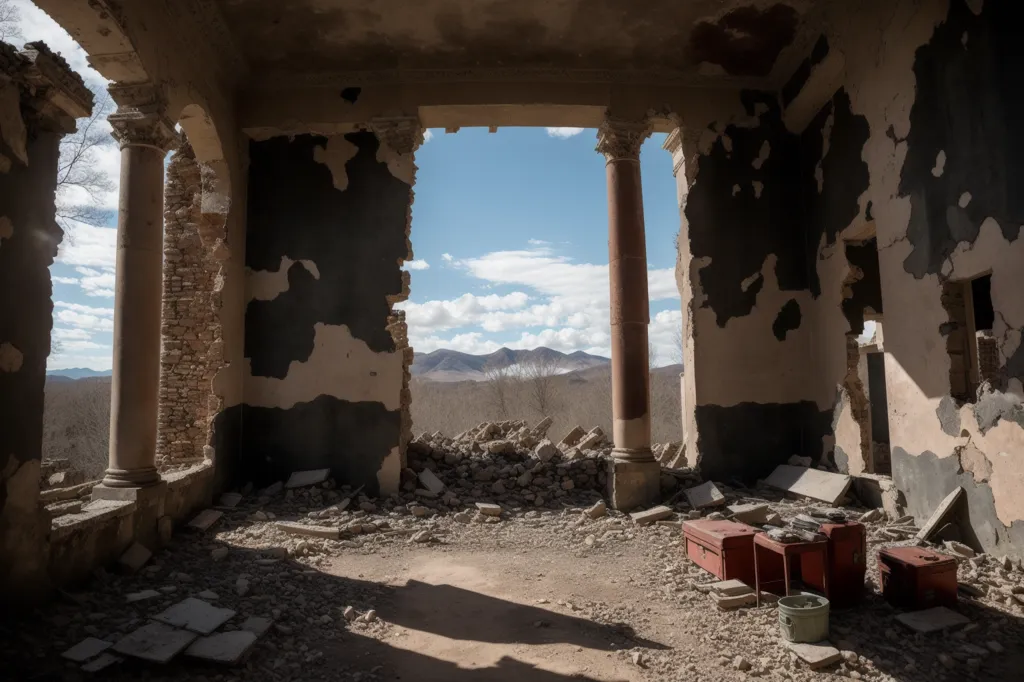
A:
[0,0,22,43]
[56,94,117,232]
[482,361,518,419]
[521,352,562,416]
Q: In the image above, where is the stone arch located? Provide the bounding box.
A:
[156,104,232,470]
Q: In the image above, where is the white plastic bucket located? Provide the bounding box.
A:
[778,594,830,643]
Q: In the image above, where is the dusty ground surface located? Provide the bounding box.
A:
[3,476,1024,682]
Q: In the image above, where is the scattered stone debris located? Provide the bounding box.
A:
[765,464,853,505]
[275,521,341,540]
[117,542,152,573]
[917,486,964,541]
[686,480,726,508]
[112,622,197,664]
[219,492,243,508]
[187,508,223,531]
[585,500,606,519]
[727,502,770,524]
[896,606,970,634]
[630,505,673,525]
[185,630,258,665]
[285,468,330,489]
[785,640,841,669]
[152,597,236,634]
[61,637,112,662]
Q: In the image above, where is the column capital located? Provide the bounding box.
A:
[596,117,652,163]
[368,116,424,156]
[108,82,178,152]
[662,128,685,177]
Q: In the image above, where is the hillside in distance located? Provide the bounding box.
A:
[411,347,609,383]
[46,367,113,380]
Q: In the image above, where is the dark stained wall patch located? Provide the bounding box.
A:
[690,4,798,77]
[900,0,1024,278]
[245,133,410,378]
[772,299,801,340]
[782,34,830,107]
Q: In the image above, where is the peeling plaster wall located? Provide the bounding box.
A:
[228,132,411,494]
[0,91,64,604]
[807,0,1024,556]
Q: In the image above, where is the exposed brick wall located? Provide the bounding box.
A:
[977,331,1000,386]
[157,143,222,470]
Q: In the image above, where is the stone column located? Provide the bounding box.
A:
[100,85,178,489]
[597,117,659,510]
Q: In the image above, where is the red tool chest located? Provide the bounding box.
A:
[682,519,758,585]
[877,546,958,609]
[800,521,867,608]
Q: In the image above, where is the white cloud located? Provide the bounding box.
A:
[405,245,681,361]
[423,129,435,143]
[527,239,550,246]
[397,292,531,332]
[546,127,585,139]
[441,253,453,263]
[405,259,430,271]
[53,276,79,284]
[55,309,114,332]
[57,225,117,269]
[54,302,114,316]
[52,327,93,341]
[75,266,116,297]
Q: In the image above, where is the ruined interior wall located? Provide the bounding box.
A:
[225,131,413,494]
[675,88,840,483]
[819,0,1024,556]
[0,50,67,602]
[157,143,221,470]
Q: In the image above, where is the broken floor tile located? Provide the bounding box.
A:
[117,542,152,573]
[713,592,757,610]
[185,630,258,665]
[187,509,223,532]
[81,653,122,673]
[218,492,243,508]
[62,637,112,662]
[710,579,752,596]
[112,622,197,664]
[125,589,161,603]
[896,606,970,634]
[727,502,769,524]
[784,640,841,669]
[152,597,236,635]
[418,468,446,494]
[765,465,852,505]
[685,481,726,509]
[240,616,273,637]
[285,468,330,489]
[274,521,340,540]
[475,502,502,516]
[630,506,673,525]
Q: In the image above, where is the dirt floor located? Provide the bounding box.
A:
[3,480,1024,682]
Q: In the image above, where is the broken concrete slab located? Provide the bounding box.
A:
[81,653,122,672]
[240,616,273,637]
[765,465,852,505]
[274,521,340,540]
[62,637,113,662]
[112,622,197,663]
[943,540,975,558]
[185,630,258,665]
[187,509,223,531]
[218,492,243,508]
[727,503,769,524]
[916,487,964,541]
[117,542,152,573]
[784,640,841,669]
[418,468,445,494]
[713,592,757,610]
[475,502,502,517]
[532,416,553,437]
[584,500,607,519]
[896,606,970,634]
[152,597,236,635]
[711,579,752,596]
[630,506,673,525]
[125,589,161,603]
[685,481,726,509]
[576,427,605,451]
[558,425,586,448]
[285,468,330,489]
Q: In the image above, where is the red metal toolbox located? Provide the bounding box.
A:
[877,546,958,609]
[800,521,867,608]
[682,519,758,585]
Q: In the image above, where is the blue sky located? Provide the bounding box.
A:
[18,0,682,371]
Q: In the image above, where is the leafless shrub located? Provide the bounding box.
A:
[482,360,520,419]
[520,353,562,416]
[42,377,111,478]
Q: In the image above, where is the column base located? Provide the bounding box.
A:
[607,455,661,511]
[92,480,168,551]
[101,467,160,489]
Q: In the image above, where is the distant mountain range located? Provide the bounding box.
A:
[411,347,609,383]
[46,367,113,380]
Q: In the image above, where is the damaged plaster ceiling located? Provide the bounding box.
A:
[215,0,827,84]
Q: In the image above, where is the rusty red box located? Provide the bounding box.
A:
[682,519,758,585]
[800,521,867,608]
[877,546,958,609]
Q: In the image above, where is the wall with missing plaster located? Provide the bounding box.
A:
[0,41,91,603]
[233,131,412,494]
